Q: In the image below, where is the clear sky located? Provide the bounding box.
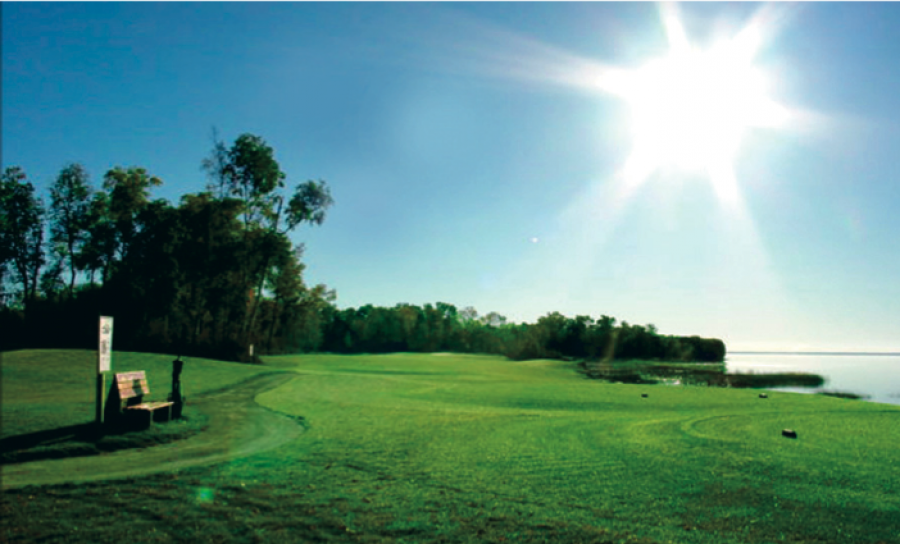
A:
[4,2,900,353]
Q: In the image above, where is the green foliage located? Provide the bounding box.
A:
[0,167,46,306]
[75,190,117,284]
[1,132,336,361]
[48,163,93,296]
[319,304,726,363]
[223,133,287,226]
[38,258,66,300]
[286,179,334,229]
[102,165,164,263]
[199,131,333,350]
[203,131,333,232]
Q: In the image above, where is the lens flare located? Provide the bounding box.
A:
[613,3,791,195]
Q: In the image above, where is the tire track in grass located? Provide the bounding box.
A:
[1,373,303,489]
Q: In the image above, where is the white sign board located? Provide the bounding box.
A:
[98,316,113,373]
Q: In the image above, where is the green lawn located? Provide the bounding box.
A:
[0,349,273,439]
[3,351,899,543]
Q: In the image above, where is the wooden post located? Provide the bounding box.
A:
[96,373,105,425]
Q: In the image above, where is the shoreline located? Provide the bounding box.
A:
[730,351,900,356]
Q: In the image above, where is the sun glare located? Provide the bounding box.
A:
[612,5,789,195]
[437,3,796,206]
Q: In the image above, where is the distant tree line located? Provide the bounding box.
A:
[318,305,725,363]
[0,132,725,363]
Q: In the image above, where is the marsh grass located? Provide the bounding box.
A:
[581,359,826,388]
[716,371,825,388]
[817,390,870,400]
[2,351,898,544]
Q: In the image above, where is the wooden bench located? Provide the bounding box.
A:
[108,371,174,427]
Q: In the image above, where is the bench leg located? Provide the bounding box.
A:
[129,409,152,429]
[149,406,173,424]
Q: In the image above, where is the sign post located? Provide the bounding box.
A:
[96,316,114,425]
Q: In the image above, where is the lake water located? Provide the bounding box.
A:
[725,352,900,406]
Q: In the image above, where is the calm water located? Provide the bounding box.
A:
[726,352,900,406]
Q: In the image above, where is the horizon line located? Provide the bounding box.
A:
[729,351,900,356]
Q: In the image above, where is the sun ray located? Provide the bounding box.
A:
[414,8,632,98]
[660,3,691,55]
[604,3,799,208]
[415,4,811,313]
[706,156,742,210]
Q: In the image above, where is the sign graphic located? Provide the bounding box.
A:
[98,316,114,372]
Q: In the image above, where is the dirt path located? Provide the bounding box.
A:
[1,372,303,489]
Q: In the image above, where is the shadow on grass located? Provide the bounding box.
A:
[0,413,208,465]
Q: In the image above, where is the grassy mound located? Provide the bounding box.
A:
[0,349,272,461]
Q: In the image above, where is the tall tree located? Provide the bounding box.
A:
[39,258,65,299]
[175,194,252,349]
[265,252,304,351]
[48,163,93,295]
[204,133,333,346]
[119,199,182,337]
[0,167,46,305]
[102,166,163,264]
[201,127,231,200]
[225,133,285,227]
[76,191,117,285]
[0,171,12,300]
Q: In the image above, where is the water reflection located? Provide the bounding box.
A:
[726,353,900,406]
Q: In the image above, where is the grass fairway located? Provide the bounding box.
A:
[3,351,899,543]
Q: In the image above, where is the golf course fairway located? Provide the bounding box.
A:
[2,350,898,543]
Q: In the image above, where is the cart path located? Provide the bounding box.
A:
[1,372,303,489]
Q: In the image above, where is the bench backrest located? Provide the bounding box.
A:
[115,371,150,403]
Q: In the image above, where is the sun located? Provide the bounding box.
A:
[609,5,789,196]
[627,46,767,171]
[431,3,796,204]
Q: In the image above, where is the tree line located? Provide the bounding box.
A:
[318,305,725,362]
[0,133,334,360]
[0,132,725,363]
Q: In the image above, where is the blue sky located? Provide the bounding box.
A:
[4,2,900,352]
